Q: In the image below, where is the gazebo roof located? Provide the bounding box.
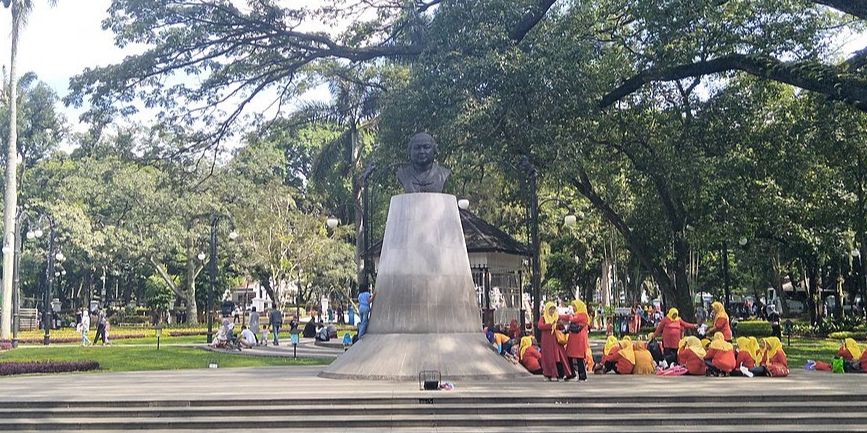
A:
[365,208,531,258]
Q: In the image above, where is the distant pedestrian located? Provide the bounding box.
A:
[78,308,91,346]
[357,286,375,338]
[249,307,260,345]
[94,308,108,345]
[767,305,782,339]
[269,304,283,346]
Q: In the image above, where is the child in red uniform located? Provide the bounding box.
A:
[706,301,732,341]
[601,336,635,374]
[538,302,574,381]
[565,299,590,381]
[677,336,707,375]
[651,308,697,365]
[749,337,788,377]
[735,336,761,373]
[519,336,543,374]
[704,332,736,376]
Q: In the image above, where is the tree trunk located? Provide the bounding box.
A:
[183,236,200,325]
[770,251,790,316]
[351,122,364,297]
[0,3,22,340]
[672,232,695,322]
[806,261,820,326]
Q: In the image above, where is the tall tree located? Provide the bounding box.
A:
[2,0,58,341]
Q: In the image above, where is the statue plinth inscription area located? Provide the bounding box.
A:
[320,193,525,380]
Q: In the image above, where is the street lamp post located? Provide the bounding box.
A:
[42,224,58,346]
[205,214,237,344]
[851,248,867,318]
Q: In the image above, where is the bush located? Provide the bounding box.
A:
[0,360,100,376]
[734,320,773,337]
[0,340,11,350]
[828,331,866,340]
[168,329,207,337]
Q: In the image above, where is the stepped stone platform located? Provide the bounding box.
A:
[0,366,865,431]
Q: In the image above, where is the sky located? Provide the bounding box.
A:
[1,1,866,150]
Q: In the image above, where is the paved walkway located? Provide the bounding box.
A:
[0,364,864,402]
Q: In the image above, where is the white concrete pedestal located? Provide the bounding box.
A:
[320,193,525,380]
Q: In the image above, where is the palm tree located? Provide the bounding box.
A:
[298,65,383,295]
[2,0,56,340]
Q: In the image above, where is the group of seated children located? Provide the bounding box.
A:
[510,300,803,380]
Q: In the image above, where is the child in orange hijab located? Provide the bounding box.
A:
[748,337,788,377]
[677,336,707,375]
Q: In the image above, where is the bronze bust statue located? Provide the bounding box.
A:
[396,132,451,193]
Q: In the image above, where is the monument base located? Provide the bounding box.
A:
[319,333,527,381]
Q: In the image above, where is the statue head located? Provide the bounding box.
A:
[407,132,437,168]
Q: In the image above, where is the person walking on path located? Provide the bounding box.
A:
[268,304,283,346]
[565,299,590,381]
[249,307,260,345]
[78,308,91,346]
[357,286,374,338]
[93,308,108,346]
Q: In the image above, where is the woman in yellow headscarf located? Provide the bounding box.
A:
[704,332,736,376]
[518,336,543,374]
[537,302,573,380]
[651,307,697,365]
[706,301,732,341]
[749,336,788,377]
[632,339,656,375]
[677,336,707,375]
[565,299,591,381]
[735,336,761,371]
[601,336,634,374]
[837,338,864,361]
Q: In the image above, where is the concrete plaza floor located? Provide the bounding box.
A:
[0,364,864,402]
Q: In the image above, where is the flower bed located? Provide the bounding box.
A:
[17,333,146,345]
[0,360,100,376]
[167,329,208,337]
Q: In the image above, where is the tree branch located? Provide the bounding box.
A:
[813,0,867,19]
[600,54,867,113]
[509,0,558,42]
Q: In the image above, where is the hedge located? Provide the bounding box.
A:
[734,320,773,337]
[828,331,867,340]
[0,361,100,376]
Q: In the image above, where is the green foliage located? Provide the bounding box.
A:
[144,274,176,312]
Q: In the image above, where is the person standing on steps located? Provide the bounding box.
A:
[357,285,374,338]
[268,304,283,346]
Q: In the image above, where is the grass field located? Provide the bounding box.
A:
[0,346,330,373]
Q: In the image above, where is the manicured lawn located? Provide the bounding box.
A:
[0,346,330,373]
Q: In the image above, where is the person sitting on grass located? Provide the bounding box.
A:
[239,325,257,349]
[211,319,234,349]
[677,336,707,376]
[837,338,863,362]
[747,337,789,377]
[704,332,736,376]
